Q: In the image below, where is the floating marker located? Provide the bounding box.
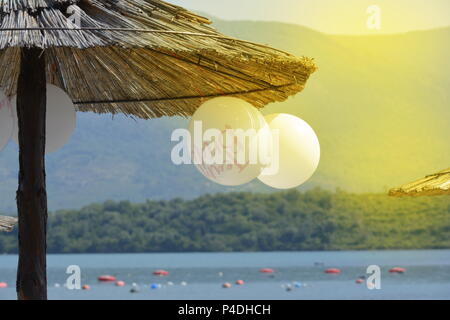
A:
[153,269,169,276]
[115,281,125,287]
[389,267,406,274]
[130,283,140,293]
[150,283,160,289]
[259,268,274,274]
[325,268,341,274]
[98,275,116,282]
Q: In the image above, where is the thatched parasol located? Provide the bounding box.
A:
[0,0,316,118]
[0,0,316,299]
[389,168,450,197]
[0,215,17,232]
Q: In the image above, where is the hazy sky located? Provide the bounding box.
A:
[170,0,450,34]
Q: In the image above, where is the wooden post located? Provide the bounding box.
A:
[16,48,48,300]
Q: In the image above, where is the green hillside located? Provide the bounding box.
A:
[0,21,448,211]
[214,21,450,193]
[1,189,449,253]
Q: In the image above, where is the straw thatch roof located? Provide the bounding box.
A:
[389,168,450,197]
[0,0,316,119]
[0,215,17,232]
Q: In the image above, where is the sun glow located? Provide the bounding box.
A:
[171,0,450,35]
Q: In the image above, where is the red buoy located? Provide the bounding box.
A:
[0,282,7,288]
[98,275,116,282]
[153,269,169,276]
[325,268,341,274]
[389,267,406,274]
[82,284,91,290]
[259,268,274,274]
[235,280,245,285]
[115,280,125,287]
[355,279,364,284]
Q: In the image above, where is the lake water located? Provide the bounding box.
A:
[1,250,449,300]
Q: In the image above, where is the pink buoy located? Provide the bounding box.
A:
[82,284,91,290]
[222,282,232,288]
[389,267,406,274]
[115,281,125,287]
[355,279,364,284]
[259,268,274,274]
[235,280,244,285]
[153,269,169,276]
[325,268,341,274]
[98,275,116,282]
[0,282,7,288]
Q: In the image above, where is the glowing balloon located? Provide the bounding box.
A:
[12,84,76,154]
[0,90,14,151]
[258,114,320,189]
[188,97,270,186]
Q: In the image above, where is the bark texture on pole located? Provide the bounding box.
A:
[16,48,48,300]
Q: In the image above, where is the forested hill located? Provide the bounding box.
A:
[1,189,449,253]
[0,23,449,212]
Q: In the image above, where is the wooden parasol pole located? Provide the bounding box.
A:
[16,48,48,300]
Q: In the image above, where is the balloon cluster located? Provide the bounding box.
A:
[188,97,320,189]
[0,84,76,154]
[0,91,14,152]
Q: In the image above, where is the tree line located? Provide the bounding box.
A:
[1,188,449,253]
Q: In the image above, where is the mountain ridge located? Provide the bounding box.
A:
[0,21,448,212]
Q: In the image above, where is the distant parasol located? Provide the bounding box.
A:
[0,215,17,232]
[389,168,450,197]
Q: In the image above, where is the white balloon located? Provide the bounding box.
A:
[188,97,270,186]
[12,84,76,154]
[0,90,14,152]
[258,113,320,189]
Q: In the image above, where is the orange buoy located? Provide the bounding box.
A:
[82,284,91,290]
[325,268,341,274]
[259,268,274,274]
[153,269,169,276]
[235,280,244,285]
[98,275,116,282]
[115,280,125,287]
[0,282,7,288]
[355,279,364,284]
[389,267,406,274]
[222,282,232,288]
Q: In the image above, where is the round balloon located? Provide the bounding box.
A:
[258,113,320,189]
[11,84,76,154]
[188,97,271,186]
[0,90,14,152]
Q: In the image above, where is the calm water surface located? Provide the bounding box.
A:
[0,250,449,300]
